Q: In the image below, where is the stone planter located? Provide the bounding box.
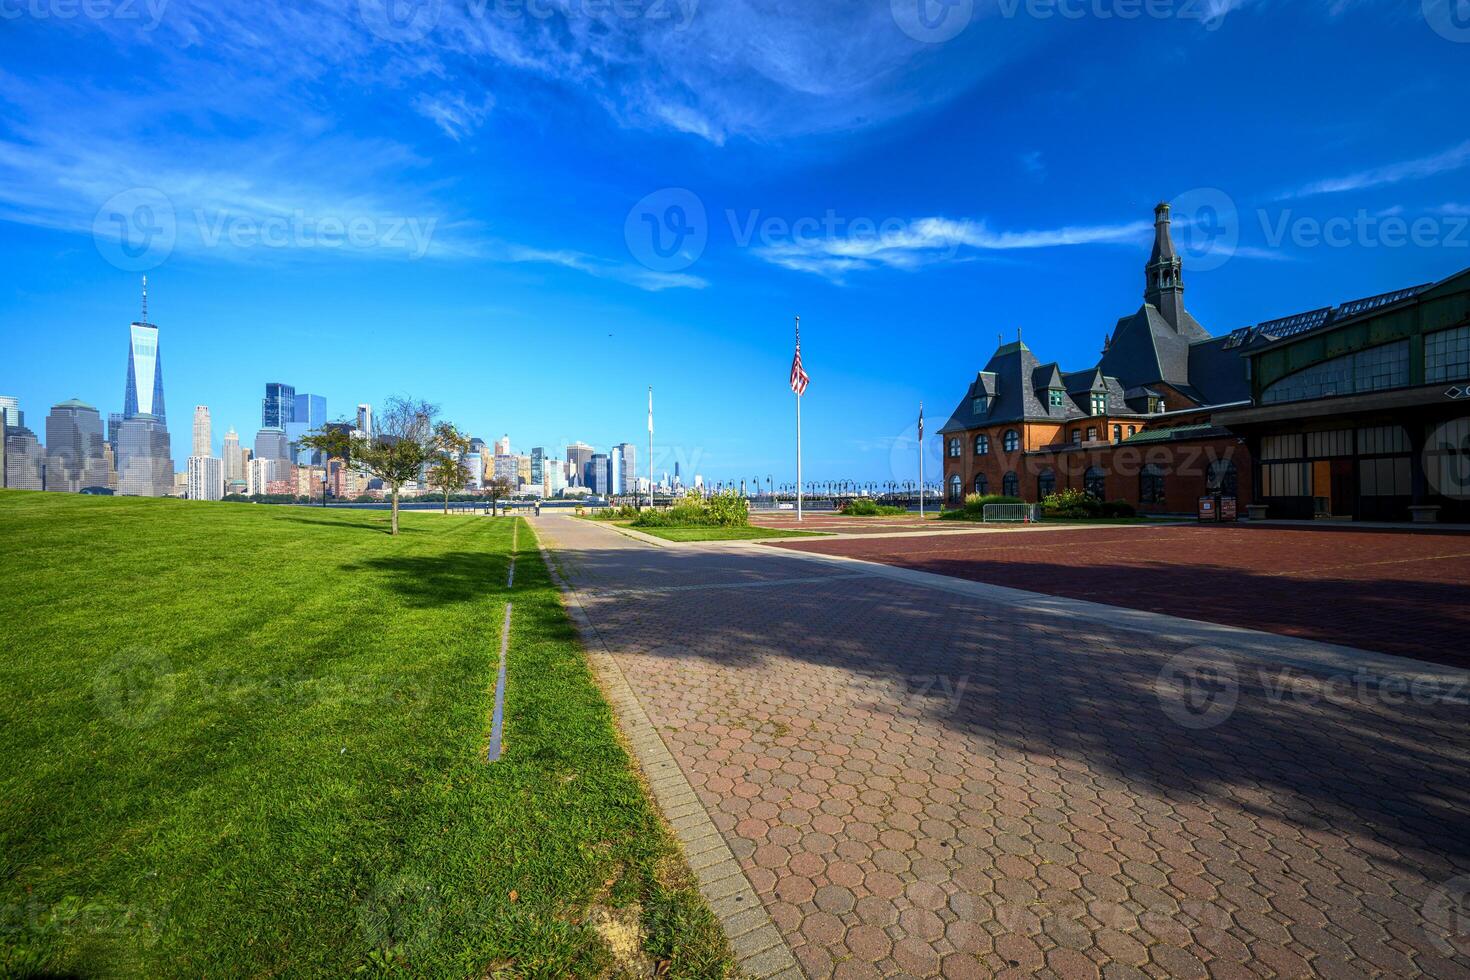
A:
[1247,504,1269,521]
[1409,505,1442,524]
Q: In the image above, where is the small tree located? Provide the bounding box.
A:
[297,422,357,507]
[483,476,515,517]
[353,396,437,536]
[426,422,471,515]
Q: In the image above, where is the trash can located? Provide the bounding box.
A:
[1197,495,1220,523]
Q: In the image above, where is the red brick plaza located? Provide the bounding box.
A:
[772,523,1470,669]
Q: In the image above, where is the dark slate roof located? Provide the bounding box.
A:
[1098,304,1211,390]
[1244,282,1435,349]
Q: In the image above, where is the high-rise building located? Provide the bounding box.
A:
[356,403,373,439]
[492,455,518,485]
[530,447,545,485]
[543,457,567,496]
[588,453,611,496]
[464,451,484,488]
[262,382,295,429]
[288,392,327,464]
[615,442,637,497]
[247,456,283,496]
[222,428,242,481]
[107,412,123,457]
[0,396,21,428]
[44,399,109,493]
[4,425,44,490]
[495,434,511,456]
[123,277,167,426]
[516,454,532,487]
[566,442,594,486]
[187,455,224,501]
[192,405,211,458]
[254,427,289,462]
[116,415,172,496]
[609,445,624,495]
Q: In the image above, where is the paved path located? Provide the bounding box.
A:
[534,516,1470,979]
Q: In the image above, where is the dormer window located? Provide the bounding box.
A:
[1048,389,1065,408]
[972,396,991,416]
[1148,396,1163,414]
[1090,393,1108,415]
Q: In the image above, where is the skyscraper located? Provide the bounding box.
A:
[288,392,327,464]
[187,455,224,501]
[615,443,637,497]
[495,434,511,456]
[609,445,624,495]
[116,415,172,496]
[44,399,109,492]
[356,403,373,439]
[566,442,594,487]
[123,276,166,426]
[222,428,242,481]
[262,382,295,428]
[530,447,545,485]
[0,396,20,428]
[254,427,289,462]
[588,453,610,496]
[4,424,44,490]
[192,405,212,458]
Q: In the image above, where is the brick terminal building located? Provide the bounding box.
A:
[939,203,1263,515]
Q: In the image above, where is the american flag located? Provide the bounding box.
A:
[790,318,810,396]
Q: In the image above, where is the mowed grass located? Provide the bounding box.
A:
[0,492,731,978]
[630,525,828,542]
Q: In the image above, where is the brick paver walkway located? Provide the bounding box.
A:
[773,524,1470,668]
[536,517,1470,979]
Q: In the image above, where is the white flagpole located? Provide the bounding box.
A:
[795,315,803,523]
[918,401,924,519]
[648,386,655,509]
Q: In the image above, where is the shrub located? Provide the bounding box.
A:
[590,504,641,521]
[631,491,749,528]
[1100,499,1137,518]
[1040,489,1103,519]
[841,499,907,517]
[940,494,1023,521]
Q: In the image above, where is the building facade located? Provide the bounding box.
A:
[116,415,173,496]
[940,203,1258,514]
[588,453,611,496]
[124,319,166,425]
[4,425,45,490]
[566,442,594,486]
[262,382,295,429]
[254,427,289,463]
[44,399,109,492]
[615,442,638,496]
[187,455,225,501]
[1215,269,1470,522]
[222,428,242,481]
[192,405,211,458]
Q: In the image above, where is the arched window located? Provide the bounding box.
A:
[1140,464,1166,504]
[1003,429,1020,452]
[1038,469,1056,498]
[948,474,963,503]
[948,438,961,458]
[974,434,990,456]
[1084,467,1106,499]
[1207,460,1239,497]
[1002,471,1019,497]
[974,473,988,495]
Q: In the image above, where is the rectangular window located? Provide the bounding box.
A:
[1090,393,1108,415]
[972,396,991,416]
[1426,325,1470,384]
[1049,390,1065,408]
[1071,429,1081,445]
[1360,457,1412,497]
[1357,425,1411,456]
[1261,461,1311,497]
[1112,425,1122,443]
[1305,430,1352,459]
[1261,434,1304,461]
[1086,427,1098,442]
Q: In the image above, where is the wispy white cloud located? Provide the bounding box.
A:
[1285,140,1470,198]
[752,216,1153,281]
[503,246,707,292]
[412,91,496,142]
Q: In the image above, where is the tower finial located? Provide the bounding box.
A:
[141,274,148,323]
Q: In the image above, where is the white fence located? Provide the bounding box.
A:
[983,503,1040,524]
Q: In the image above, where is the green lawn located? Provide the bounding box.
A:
[625,525,829,542]
[0,492,731,978]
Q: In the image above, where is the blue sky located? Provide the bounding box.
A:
[2,0,1467,483]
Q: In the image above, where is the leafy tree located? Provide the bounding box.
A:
[483,476,515,517]
[352,397,437,536]
[426,422,471,515]
[297,422,356,507]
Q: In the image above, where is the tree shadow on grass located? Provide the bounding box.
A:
[276,515,429,535]
[347,551,509,607]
